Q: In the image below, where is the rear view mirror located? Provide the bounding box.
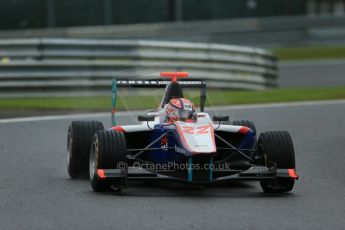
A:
[213,115,229,122]
[138,115,155,122]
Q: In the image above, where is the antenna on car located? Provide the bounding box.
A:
[111,79,117,127]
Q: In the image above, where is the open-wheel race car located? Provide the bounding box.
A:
[67,72,298,193]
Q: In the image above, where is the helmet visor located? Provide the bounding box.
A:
[178,110,194,120]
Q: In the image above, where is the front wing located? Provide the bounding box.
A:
[97,166,298,186]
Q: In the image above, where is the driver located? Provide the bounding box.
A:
[165,98,196,122]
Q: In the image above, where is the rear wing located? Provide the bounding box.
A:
[115,79,206,88]
[111,79,207,126]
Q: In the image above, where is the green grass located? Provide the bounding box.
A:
[273,46,345,60]
[1,87,345,112]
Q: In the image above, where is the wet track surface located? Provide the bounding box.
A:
[1,102,345,230]
[279,60,345,88]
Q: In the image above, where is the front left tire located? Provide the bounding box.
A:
[257,131,296,193]
[90,130,128,192]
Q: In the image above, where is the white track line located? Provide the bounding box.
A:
[1,99,345,124]
[0,111,137,124]
[209,99,345,111]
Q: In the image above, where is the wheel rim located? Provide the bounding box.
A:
[67,129,72,167]
[89,138,98,180]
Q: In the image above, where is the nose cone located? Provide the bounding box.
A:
[174,121,216,155]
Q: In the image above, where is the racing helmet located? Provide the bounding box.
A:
[165,98,195,122]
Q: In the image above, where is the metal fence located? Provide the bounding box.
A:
[0,39,277,98]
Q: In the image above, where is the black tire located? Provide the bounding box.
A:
[90,130,127,192]
[67,121,104,179]
[258,131,296,193]
[231,120,256,133]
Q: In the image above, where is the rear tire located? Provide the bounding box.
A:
[67,121,104,178]
[90,130,127,192]
[258,131,296,193]
[231,120,256,133]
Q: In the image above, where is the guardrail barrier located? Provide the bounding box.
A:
[0,39,277,98]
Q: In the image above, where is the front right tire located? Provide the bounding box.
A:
[67,120,104,178]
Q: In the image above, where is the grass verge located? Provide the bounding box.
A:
[1,87,345,112]
[272,46,345,61]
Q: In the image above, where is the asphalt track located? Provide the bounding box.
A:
[279,59,345,88]
[1,101,345,230]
